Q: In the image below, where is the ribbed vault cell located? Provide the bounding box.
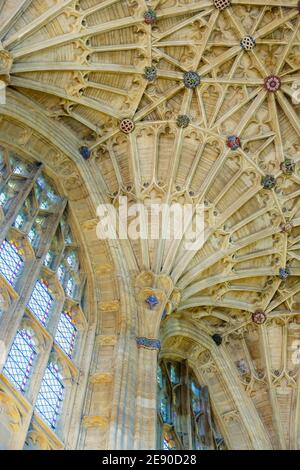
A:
[1,0,300,449]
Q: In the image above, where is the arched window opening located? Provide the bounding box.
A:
[0,146,88,445]
[3,329,36,392]
[0,149,38,218]
[55,311,77,358]
[35,361,64,430]
[157,359,226,450]
[0,239,24,286]
[27,278,54,326]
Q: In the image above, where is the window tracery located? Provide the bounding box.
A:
[27,279,54,327]
[35,361,64,430]
[0,239,24,286]
[0,146,87,446]
[55,311,77,359]
[3,329,37,393]
[157,360,226,450]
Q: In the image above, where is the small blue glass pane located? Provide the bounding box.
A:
[3,330,36,392]
[27,280,53,326]
[65,277,75,298]
[55,312,77,358]
[0,240,24,286]
[57,264,65,283]
[44,251,54,269]
[35,362,64,429]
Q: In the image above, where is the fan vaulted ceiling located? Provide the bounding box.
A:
[1,0,300,449]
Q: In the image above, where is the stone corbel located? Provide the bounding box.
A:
[0,391,22,434]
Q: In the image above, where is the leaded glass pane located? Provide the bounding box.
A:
[14,213,26,230]
[57,264,65,283]
[0,240,24,286]
[163,430,177,450]
[3,330,36,392]
[55,311,77,358]
[35,176,60,212]
[191,381,201,415]
[10,154,34,177]
[0,190,9,207]
[0,146,6,177]
[28,215,47,248]
[44,250,54,269]
[66,252,78,269]
[27,279,53,326]
[65,277,75,298]
[35,362,64,429]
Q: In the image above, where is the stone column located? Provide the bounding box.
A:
[132,271,179,449]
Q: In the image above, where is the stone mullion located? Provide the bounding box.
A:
[50,242,66,274]
[0,164,43,245]
[74,273,87,303]
[0,198,67,352]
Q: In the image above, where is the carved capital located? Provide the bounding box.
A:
[136,337,161,351]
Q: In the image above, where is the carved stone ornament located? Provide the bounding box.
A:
[252,310,267,325]
[120,118,135,134]
[214,0,231,10]
[240,35,256,50]
[136,337,161,350]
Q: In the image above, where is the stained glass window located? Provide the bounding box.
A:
[28,216,47,248]
[27,279,53,326]
[35,362,64,429]
[191,380,201,415]
[10,155,33,177]
[157,360,226,450]
[3,329,36,392]
[0,146,6,176]
[0,179,23,213]
[0,239,24,286]
[65,277,75,298]
[0,190,9,207]
[55,311,77,358]
[44,250,54,269]
[57,264,65,283]
[163,430,177,450]
[14,213,25,230]
[0,146,85,442]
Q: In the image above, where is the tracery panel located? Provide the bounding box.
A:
[3,329,36,393]
[0,145,88,448]
[157,360,226,450]
[0,239,24,287]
